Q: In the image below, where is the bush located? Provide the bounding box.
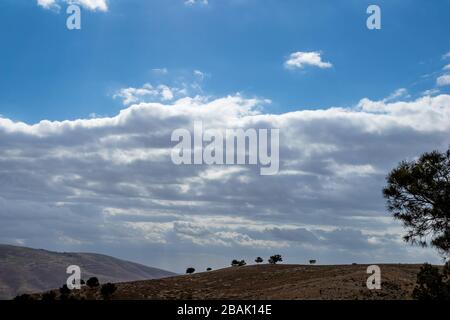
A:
[14,294,34,301]
[186,267,195,274]
[206,268,212,271]
[86,277,100,288]
[231,259,246,267]
[309,259,317,265]
[412,263,449,300]
[255,257,263,264]
[268,254,282,264]
[41,291,56,301]
[100,283,117,300]
[59,284,71,295]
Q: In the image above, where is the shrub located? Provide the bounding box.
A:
[231,259,246,266]
[255,257,263,264]
[42,291,56,301]
[100,283,117,300]
[412,263,449,300]
[14,294,34,301]
[268,254,282,264]
[309,259,317,265]
[186,267,195,274]
[59,284,71,295]
[206,268,212,271]
[86,277,100,288]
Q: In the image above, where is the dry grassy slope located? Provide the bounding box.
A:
[0,244,176,300]
[61,263,425,300]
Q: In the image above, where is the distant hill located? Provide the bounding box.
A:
[35,264,427,300]
[0,244,176,300]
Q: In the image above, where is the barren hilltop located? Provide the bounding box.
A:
[36,263,427,300]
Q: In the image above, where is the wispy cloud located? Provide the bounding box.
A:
[383,88,410,102]
[285,51,333,70]
[37,0,108,12]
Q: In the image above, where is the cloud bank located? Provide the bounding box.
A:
[1,92,449,270]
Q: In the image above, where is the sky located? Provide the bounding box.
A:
[0,0,450,273]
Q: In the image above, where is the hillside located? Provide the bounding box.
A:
[36,263,426,300]
[0,244,176,300]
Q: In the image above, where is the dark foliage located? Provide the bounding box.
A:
[186,267,195,274]
[268,254,283,264]
[255,257,264,264]
[383,148,450,257]
[14,294,34,301]
[59,284,71,296]
[231,259,246,267]
[100,283,117,300]
[41,291,56,301]
[86,277,100,288]
[412,263,449,300]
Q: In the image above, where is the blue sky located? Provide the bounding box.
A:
[1,1,450,271]
[1,0,449,122]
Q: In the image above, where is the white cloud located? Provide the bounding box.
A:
[437,74,450,87]
[37,0,58,9]
[285,51,333,70]
[184,0,209,6]
[1,92,448,268]
[113,83,184,105]
[443,64,450,71]
[37,0,108,12]
[443,51,450,59]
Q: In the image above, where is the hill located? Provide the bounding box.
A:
[35,263,426,300]
[0,244,176,300]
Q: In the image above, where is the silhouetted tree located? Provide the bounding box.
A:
[383,148,450,257]
[412,263,449,300]
[231,259,246,267]
[100,283,117,300]
[86,277,100,288]
[255,257,263,264]
[309,259,317,265]
[186,267,195,274]
[268,254,282,264]
[206,268,212,271]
